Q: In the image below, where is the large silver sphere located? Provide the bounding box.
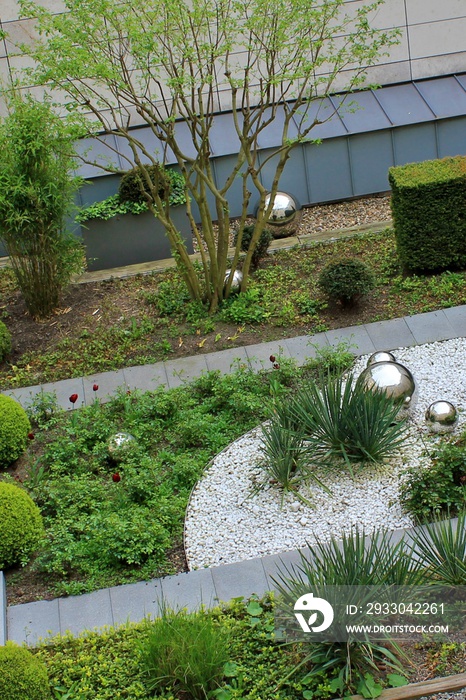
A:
[367,351,396,367]
[358,361,415,407]
[263,192,298,226]
[108,432,137,461]
[224,269,243,290]
[425,401,458,433]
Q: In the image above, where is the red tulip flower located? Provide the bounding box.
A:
[273,363,280,370]
[269,355,276,363]
[27,432,35,440]
[112,473,121,483]
[92,384,99,392]
[69,393,78,404]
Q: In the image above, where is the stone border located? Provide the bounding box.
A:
[0,571,7,645]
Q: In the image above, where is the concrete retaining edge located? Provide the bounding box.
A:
[0,570,7,645]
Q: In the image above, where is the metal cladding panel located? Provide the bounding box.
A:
[393,123,438,166]
[74,134,121,177]
[113,130,175,167]
[256,104,299,149]
[294,97,347,140]
[330,91,392,134]
[374,83,434,125]
[437,117,466,157]
[415,76,466,118]
[211,155,254,218]
[257,146,309,208]
[349,131,394,196]
[455,74,466,93]
[304,138,353,203]
[78,176,120,206]
[208,112,242,156]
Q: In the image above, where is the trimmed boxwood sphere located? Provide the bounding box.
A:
[0,643,51,700]
[0,394,31,468]
[0,481,44,569]
[318,258,374,307]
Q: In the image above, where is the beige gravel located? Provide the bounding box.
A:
[192,193,392,253]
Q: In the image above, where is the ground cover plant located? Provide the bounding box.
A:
[3,357,326,602]
[1,228,466,389]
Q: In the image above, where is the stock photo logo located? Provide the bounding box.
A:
[294,592,334,634]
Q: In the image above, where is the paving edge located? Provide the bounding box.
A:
[0,571,6,645]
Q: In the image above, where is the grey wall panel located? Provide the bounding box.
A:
[77,176,120,207]
[393,123,438,165]
[304,138,353,203]
[257,147,309,209]
[211,156,255,219]
[348,132,394,195]
[436,118,466,157]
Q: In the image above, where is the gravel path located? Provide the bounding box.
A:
[192,193,392,252]
[185,338,466,569]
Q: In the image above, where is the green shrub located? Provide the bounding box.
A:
[400,437,466,522]
[234,224,273,269]
[0,394,31,467]
[0,481,45,569]
[318,258,374,307]
[221,287,268,324]
[0,643,51,700]
[139,608,230,699]
[119,164,185,205]
[0,319,11,361]
[389,156,466,272]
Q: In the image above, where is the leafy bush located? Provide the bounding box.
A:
[119,164,185,205]
[0,643,51,700]
[221,287,268,324]
[139,608,230,699]
[290,373,406,468]
[0,394,31,467]
[0,319,11,361]
[0,94,84,319]
[400,437,466,522]
[0,481,45,569]
[389,156,466,272]
[318,258,374,307]
[234,224,273,269]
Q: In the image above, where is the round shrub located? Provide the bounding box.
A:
[0,394,31,468]
[0,643,51,700]
[234,224,273,269]
[0,481,44,569]
[119,164,185,205]
[318,258,374,307]
[0,320,11,361]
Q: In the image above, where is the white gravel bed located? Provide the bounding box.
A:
[185,337,466,569]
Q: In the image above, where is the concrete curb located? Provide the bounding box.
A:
[0,571,7,645]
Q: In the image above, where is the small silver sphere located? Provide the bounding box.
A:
[108,432,137,461]
[224,269,243,290]
[263,192,298,226]
[358,361,415,407]
[425,401,458,433]
[367,351,396,367]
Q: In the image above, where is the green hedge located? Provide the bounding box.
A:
[389,156,466,272]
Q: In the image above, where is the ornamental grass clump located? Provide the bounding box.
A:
[138,608,230,699]
[290,373,407,469]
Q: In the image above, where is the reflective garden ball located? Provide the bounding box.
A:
[263,192,298,226]
[224,269,243,290]
[425,401,458,433]
[108,432,137,461]
[366,351,396,367]
[358,361,415,407]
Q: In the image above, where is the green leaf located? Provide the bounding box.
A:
[387,673,408,688]
[223,661,239,678]
[246,601,263,617]
[357,673,383,699]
